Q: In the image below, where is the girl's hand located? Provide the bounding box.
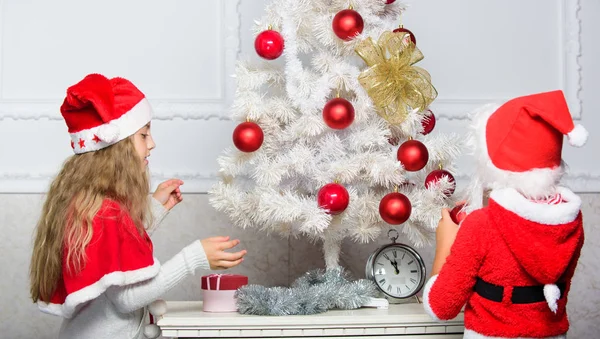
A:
[153,179,184,211]
[431,208,459,276]
[201,236,247,270]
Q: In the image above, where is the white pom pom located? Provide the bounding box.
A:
[148,299,168,316]
[97,123,120,143]
[143,324,161,339]
[544,284,561,313]
[567,124,588,147]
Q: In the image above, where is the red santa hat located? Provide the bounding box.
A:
[465,90,588,210]
[60,73,153,154]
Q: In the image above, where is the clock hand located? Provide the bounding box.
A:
[384,254,401,275]
[391,260,400,275]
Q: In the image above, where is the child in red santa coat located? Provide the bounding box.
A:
[423,90,586,339]
[29,74,247,339]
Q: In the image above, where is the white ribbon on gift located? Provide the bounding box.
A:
[205,274,236,290]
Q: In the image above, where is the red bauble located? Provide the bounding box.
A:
[425,169,456,197]
[323,98,355,129]
[332,9,364,41]
[397,140,429,171]
[255,30,284,60]
[379,192,412,225]
[317,183,350,215]
[386,0,396,3]
[232,122,264,152]
[450,203,468,224]
[393,27,417,46]
[421,110,436,135]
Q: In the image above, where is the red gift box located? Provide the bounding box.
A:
[201,274,248,291]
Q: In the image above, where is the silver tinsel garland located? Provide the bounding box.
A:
[235,268,378,316]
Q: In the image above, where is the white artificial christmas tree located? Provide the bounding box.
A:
[210,0,462,270]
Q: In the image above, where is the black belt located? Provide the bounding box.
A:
[475,278,566,304]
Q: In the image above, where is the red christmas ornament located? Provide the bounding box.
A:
[233,122,264,152]
[393,26,417,46]
[332,9,364,41]
[421,110,436,135]
[379,192,412,225]
[397,139,429,171]
[323,98,355,129]
[450,203,468,224]
[255,29,284,60]
[317,183,350,215]
[386,0,396,3]
[425,169,456,197]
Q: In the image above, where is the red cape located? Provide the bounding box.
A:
[38,200,159,318]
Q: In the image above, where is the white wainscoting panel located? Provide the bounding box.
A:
[0,0,596,193]
[0,0,240,120]
[403,0,581,120]
[0,0,241,193]
[401,0,596,192]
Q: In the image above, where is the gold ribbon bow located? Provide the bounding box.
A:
[355,31,437,125]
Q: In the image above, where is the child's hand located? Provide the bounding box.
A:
[153,179,184,211]
[201,236,247,270]
[431,208,459,276]
[436,208,459,254]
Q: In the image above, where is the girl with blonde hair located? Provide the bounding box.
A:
[29,73,247,339]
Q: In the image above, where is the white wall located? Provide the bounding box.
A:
[0,0,241,193]
[0,0,598,193]
[0,0,598,338]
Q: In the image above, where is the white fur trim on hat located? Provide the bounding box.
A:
[70,98,153,154]
[464,103,564,212]
[544,284,561,314]
[567,124,588,147]
[97,122,120,143]
[489,186,581,225]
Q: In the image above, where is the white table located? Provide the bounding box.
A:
[157,301,464,338]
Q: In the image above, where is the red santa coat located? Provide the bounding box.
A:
[38,199,160,318]
[423,187,584,339]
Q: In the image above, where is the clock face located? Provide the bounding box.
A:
[369,245,425,299]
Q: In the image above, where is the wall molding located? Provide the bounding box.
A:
[0,0,241,194]
[454,171,598,195]
[0,171,220,194]
[432,0,582,121]
[3,171,599,194]
[0,0,241,122]
[0,0,590,194]
[1,0,580,123]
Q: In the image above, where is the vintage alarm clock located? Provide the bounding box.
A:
[366,229,426,302]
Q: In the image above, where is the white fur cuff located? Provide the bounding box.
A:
[422,274,442,321]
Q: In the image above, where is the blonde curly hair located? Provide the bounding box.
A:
[29,137,150,303]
